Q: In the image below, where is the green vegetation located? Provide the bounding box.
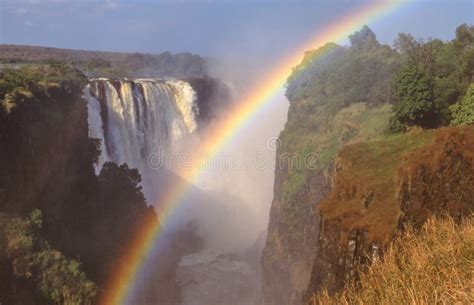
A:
[4,210,96,305]
[0,61,86,96]
[388,65,436,132]
[388,24,474,132]
[309,216,474,305]
[286,26,399,110]
[0,45,208,78]
[279,24,473,210]
[450,83,474,125]
[0,62,86,113]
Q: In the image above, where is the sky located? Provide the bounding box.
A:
[0,0,472,62]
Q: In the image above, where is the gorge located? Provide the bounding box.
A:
[83,76,266,305]
[0,18,473,305]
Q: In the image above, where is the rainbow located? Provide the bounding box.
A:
[100,1,406,304]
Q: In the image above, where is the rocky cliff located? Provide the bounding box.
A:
[261,25,473,305]
[304,126,474,301]
[261,26,398,305]
[261,101,392,305]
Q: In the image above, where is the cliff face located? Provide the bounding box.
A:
[304,126,474,300]
[264,118,474,305]
[185,77,233,127]
[261,153,326,305]
[261,102,392,305]
[261,25,473,305]
[261,27,399,304]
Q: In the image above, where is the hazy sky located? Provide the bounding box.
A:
[0,0,472,60]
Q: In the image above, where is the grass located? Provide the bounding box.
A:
[309,216,474,305]
[279,102,393,204]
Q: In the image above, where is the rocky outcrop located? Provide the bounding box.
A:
[261,102,392,305]
[185,77,233,128]
[303,126,474,302]
[397,127,474,227]
[261,164,329,305]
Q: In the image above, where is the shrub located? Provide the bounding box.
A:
[5,210,97,305]
[388,65,437,132]
[450,83,474,125]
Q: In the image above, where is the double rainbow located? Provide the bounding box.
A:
[100,1,405,304]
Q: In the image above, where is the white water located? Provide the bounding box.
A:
[84,78,287,305]
[84,78,198,200]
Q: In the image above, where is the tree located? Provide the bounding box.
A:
[450,83,474,125]
[91,162,157,278]
[349,25,379,50]
[5,210,97,305]
[388,65,437,132]
[392,26,473,127]
[453,24,474,49]
[394,33,420,58]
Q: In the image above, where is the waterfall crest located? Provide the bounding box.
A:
[84,78,198,200]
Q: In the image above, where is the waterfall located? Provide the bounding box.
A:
[84,78,199,201]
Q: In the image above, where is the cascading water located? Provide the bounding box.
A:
[84,78,198,201]
[84,77,263,305]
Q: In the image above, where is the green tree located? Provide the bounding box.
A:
[450,83,474,125]
[388,65,437,132]
[349,25,380,50]
[5,210,97,305]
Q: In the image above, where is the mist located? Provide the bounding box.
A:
[151,48,289,304]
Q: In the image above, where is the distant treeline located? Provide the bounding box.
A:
[0,44,208,78]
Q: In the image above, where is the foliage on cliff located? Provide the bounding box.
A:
[286,26,399,110]
[309,216,474,305]
[388,24,474,132]
[388,65,437,131]
[450,83,474,125]
[0,62,87,113]
[0,63,158,304]
[1,210,96,305]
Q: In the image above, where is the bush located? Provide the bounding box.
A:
[388,65,437,132]
[0,62,86,113]
[5,210,97,305]
[450,83,474,125]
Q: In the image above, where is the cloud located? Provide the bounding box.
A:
[16,8,28,14]
[104,0,119,10]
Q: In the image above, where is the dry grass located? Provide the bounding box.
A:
[309,216,474,305]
